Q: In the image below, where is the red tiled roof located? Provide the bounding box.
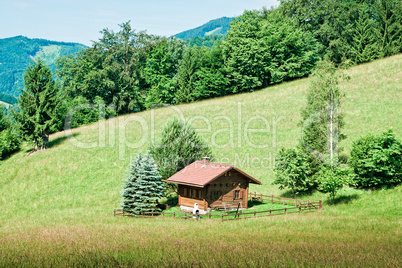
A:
[164,161,262,187]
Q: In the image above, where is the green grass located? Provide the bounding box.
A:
[0,55,401,267]
[0,100,10,108]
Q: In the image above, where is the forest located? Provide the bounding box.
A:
[0,0,401,160]
[54,0,401,122]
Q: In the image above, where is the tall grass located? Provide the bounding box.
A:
[0,54,401,267]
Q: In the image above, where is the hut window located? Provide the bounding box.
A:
[234,190,240,199]
[212,191,222,201]
[184,188,187,197]
[198,190,202,199]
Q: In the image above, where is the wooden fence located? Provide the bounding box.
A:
[248,192,322,209]
[114,193,322,222]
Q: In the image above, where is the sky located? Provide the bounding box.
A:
[0,0,279,46]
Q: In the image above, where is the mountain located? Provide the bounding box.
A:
[174,17,234,39]
[0,36,87,98]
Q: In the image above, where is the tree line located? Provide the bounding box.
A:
[0,0,401,160]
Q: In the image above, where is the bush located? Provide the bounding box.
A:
[0,129,21,160]
[316,165,356,203]
[273,147,318,195]
[349,129,402,188]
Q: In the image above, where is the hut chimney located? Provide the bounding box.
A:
[202,157,210,166]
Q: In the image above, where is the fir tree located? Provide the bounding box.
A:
[150,118,212,182]
[13,59,59,150]
[348,5,379,64]
[120,151,165,216]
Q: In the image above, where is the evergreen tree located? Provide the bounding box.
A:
[175,48,200,103]
[13,59,59,150]
[348,5,379,64]
[374,0,402,57]
[120,151,165,216]
[150,118,212,187]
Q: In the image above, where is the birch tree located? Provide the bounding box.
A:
[300,60,347,170]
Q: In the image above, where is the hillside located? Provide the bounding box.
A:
[0,55,401,266]
[174,17,234,39]
[0,36,87,97]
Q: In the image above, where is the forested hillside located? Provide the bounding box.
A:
[0,36,87,97]
[0,0,401,161]
[174,17,234,39]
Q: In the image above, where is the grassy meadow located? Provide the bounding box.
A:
[0,100,10,108]
[0,55,401,267]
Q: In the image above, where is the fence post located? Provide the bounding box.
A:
[162,211,164,217]
[269,209,272,215]
[271,195,273,204]
[174,212,176,218]
[221,214,224,222]
[319,200,322,211]
[285,208,287,215]
[254,211,256,218]
[299,205,301,213]
[261,193,263,201]
[282,197,285,206]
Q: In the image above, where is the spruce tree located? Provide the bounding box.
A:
[348,5,379,64]
[120,151,165,216]
[13,59,59,150]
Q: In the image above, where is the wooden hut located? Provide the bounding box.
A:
[164,157,261,212]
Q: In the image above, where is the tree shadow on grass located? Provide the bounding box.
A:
[248,199,264,208]
[159,195,178,210]
[280,189,315,199]
[48,133,79,149]
[326,193,360,206]
[24,133,80,155]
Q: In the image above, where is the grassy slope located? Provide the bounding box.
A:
[0,101,10,108]
[0,55,401,267]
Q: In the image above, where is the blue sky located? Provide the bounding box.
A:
[1,0,279,46]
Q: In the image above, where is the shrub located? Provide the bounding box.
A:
[273,147,318,195]
[317,165,356,203]
[0,129,21,160]
[349,129,402,188]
